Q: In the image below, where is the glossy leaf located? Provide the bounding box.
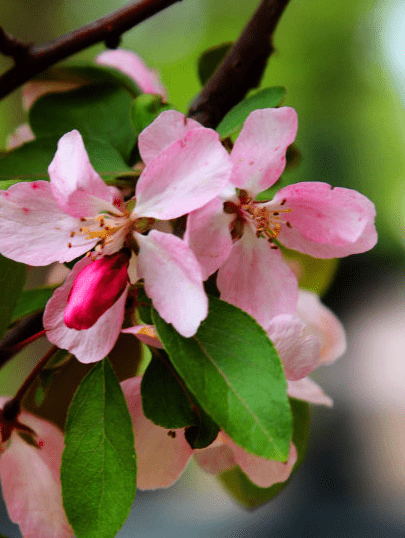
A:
[218,398,310,508]
[0,135,133,188]
[0,255,26,340]
[198,42,233,85]
[29,82,137,164]
[61,358,136,538]
[216,86,286,139]
[11,286,55,323]
[131,94,173,137]
[153,296,292,461]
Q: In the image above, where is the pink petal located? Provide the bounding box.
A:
[0,412,74,538]
[96,49,167,100]
[225,434,298,488]
[265,314,322,381]
[230,108,298,195]
[23,80,82,110]
[273,182,378,258]
[6,123,35,150]
[0,181,96,265]
[184,197,234,280]
[217,228,298,327]
[43,257,128,363]
[135,127,232,220]
[121,325,164,349]
[121,377,193,489]
[48,130,116,218]
[136,230,208,337]
[297,290,347,365]
[138,110,201,164]
[194,438,236,475]
[287,377,333,406]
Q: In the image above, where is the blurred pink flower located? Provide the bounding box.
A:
[0,399,74,538]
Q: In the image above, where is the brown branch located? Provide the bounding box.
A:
[0,0,182,101]
[188,0,291,128]
[0,312,44,369]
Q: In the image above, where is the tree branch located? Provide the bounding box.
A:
[0,0,182,101]
[188,0,291,128]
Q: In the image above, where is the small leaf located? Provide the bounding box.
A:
[29,82,137,164]
[136,287,153,325]
[0,255,26,340]
[0,135,132,187]
[153,296,292,461]
[11,286,55,323]
[216,86,286,139]
[131,94,173,137]
[35,350,72,406]
[198,42,233,86]
[184,406,219,449]
[218,398,310,508]
[61,358,136,538]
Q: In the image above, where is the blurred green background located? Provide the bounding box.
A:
[1,1,405,537]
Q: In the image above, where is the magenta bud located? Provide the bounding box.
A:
[64,251,130,330]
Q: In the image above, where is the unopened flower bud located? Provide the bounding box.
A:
[64,251,130,330]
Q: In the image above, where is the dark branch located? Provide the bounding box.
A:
[188,0,291,128]
[0,312,44,369]
[0,0,182,101]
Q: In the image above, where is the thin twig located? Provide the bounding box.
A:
[188,0,291,128]
[0,312,44,369]
[0,0,182,100]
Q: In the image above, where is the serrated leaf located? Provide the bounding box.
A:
[131,94,173,137]
[218,398,310,508]
[0,134,133,187]
[61,358,136,538]
[0,255,26,340]
[216,87,286,139]
[29,82,136,164]
[198,42,233,86]
[153,296,292,461]
[11,286,55,323]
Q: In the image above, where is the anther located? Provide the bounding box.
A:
[80,217,86,222]
[280,199,287,206]
[70,231,75,237]
[286,222,292,228]
[271,245,278,250]
[67,243,72,248]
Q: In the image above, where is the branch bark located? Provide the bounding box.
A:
[188,0,291,128]
[0,0,182,101]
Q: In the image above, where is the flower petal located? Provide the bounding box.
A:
[136,231,208,337]
[265,314,322,381]
[96,49,167,100]
[225,435,298,488]
[23,80,82,110]
[273,182,378,258]
[121,325,164,349]
[194,441,236,475]
[185,197,234,280]
[121,377,193,489]
[217,229,298,327]
[0,413,74,538]
[48,130,116,218]
[230,107,298,195]
[43,257,128,363]
[0,181,96,265]
[138,110,201,164]
[6,123,35,150]
[297,290,347,365]
[135,127,232,220]
[287,377,333,407]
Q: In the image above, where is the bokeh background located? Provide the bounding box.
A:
[1,0,405,536]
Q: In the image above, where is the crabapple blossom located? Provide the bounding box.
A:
[184,108,377,326]
[0,399,74,538]
[0,125,232,362]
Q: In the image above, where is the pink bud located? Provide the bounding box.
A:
[64,251,130,330]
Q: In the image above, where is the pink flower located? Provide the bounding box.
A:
[185,108,377,326]
[0,399,74,538]
[121,377,297,490]
[0,126,232,362]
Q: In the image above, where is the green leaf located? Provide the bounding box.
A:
[153,296,292,461]
[29,82,136,164]
[131,94,173,137]
[11,286,55,323]
[136,287,153,325]
[0,255,26,340]
[184,406,219,449]
[216,87,286,139]
[198,42,233,86]
[0,135,133,187]
[141,351,197,429]
[35,349,72,406]
[218,398,310,508]
[61,358,136,538]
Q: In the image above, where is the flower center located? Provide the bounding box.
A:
[224,189,292,244]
